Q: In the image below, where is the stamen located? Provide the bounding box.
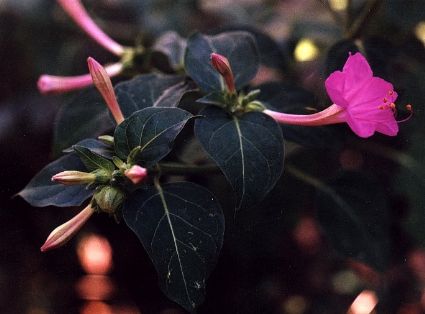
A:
[397,104,413,123]
[383,98,388,103]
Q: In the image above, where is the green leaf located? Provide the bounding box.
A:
[115,74,185,117]
[123,181,224,312]
[54,88,113,155]
[184,31,259,92]
[73,145,115,172]
[152,31,187,71]
[194,106,284,209]
[18,153,93,207]
[114,107,193,166]
[315,171,390,271]
[63,138,114,159]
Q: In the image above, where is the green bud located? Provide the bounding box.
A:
[246,101,265,112]
[93,186,126,214]
[112,156,127,171]
[93,169,112,184]
[98,135,114,145]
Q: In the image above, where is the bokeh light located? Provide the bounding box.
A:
[348,290,378,314]
[415,21,425,46]
[329,0,348,11]
[294,38,319,62]
[80,301,113,314]
[77,234,113,275]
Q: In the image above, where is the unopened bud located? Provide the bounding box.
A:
[125,165,148,184]
[87,57,125,124]
[52,171,96,185]
[210,53,236,93]
[41,204,94,252]
[94,186,125,214]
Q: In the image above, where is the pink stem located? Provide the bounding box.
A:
[263,104,346,126]
[57,0,124,56]
[37,62,123,94]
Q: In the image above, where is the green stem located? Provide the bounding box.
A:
[346,0,383,39]
[155,162,220,175]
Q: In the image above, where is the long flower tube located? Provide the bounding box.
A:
[57,0,125,56]
[37,62,123,94]
[40,204,95,252]
[264,53,406,138]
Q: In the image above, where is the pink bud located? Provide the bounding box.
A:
[210,53,236,93]
[57,0,124,56]
[41,204,94,252]
[87,57,125,124]
[37,62,123,94]
[124,165,148,184]
[52,171,96,185]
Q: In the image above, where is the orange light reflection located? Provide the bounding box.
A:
[77,234,113,275]
[347,290,378,314]
[80,301,113,314]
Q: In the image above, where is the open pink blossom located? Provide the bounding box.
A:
[264,53,404,138]
[57,0,125,56]
[38,62,123,94]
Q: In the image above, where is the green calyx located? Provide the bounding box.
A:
[93,185,126,214]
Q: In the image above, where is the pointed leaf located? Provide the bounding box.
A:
[123,181,224,312]
[152,31,187,71]
[18,153,93,207]
[184,31,259,92]
[115,74,185,117]
[54,88,113,155]
[114,107,193,166]
[194,106,284,209]
[73,145,115,172]
[63,138,114,159]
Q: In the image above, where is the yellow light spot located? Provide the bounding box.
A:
[415,21,425,46]
[347,290,378,314]
[329,0,348,11]
[294,38,319,62]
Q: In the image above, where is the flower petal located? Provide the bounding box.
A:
[325,71,349,107]
[342,53,373,92]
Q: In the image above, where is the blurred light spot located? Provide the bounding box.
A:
[76,275,115,301]
[251,65,282,86]
[408,249,425,282]
[398,303,422,314]
[339,149,363,170]
[329,0,348,11]
[293,217,321,254]
[80,301,113,314]
[113,305,141,314]
[415,21,425,46]
[26,308,48,314]
[282,295,308,314]
[77,234,113,275]
[294,39,319,62]
[348,290,378,314]
[332,270,361,294]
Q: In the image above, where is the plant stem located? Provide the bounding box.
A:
[156,162,220,175]
[346,0,383,39]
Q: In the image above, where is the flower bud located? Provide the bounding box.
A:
[41,204,94,252]
[52,171,96,185]
[87,57,125,124]
[125,165,148,184]
[94,186,125,214]
[210,53,236,93]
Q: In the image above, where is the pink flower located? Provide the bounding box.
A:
[51,170,96,185]
[57,0,125,56]
[37,62,123,94]
[264,53,406,138]
[41,204,94,252]
[124,165,148,184]
[87,57,125,124]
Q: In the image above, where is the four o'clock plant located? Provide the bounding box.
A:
[19,10,413,311]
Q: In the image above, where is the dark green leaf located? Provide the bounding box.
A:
[18,153,93,207]
[54,88,113,155]
[196,92,226,106]
[316,171,390,271]
[114,107,193,166]
[152,31,187,71]
[194,106,284,209]
[73,145,115,172]
[153,80,197,108]
[184,31,259,92]
[63,138,114,159]
[115,74,185,117]
[123,181,224,312]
